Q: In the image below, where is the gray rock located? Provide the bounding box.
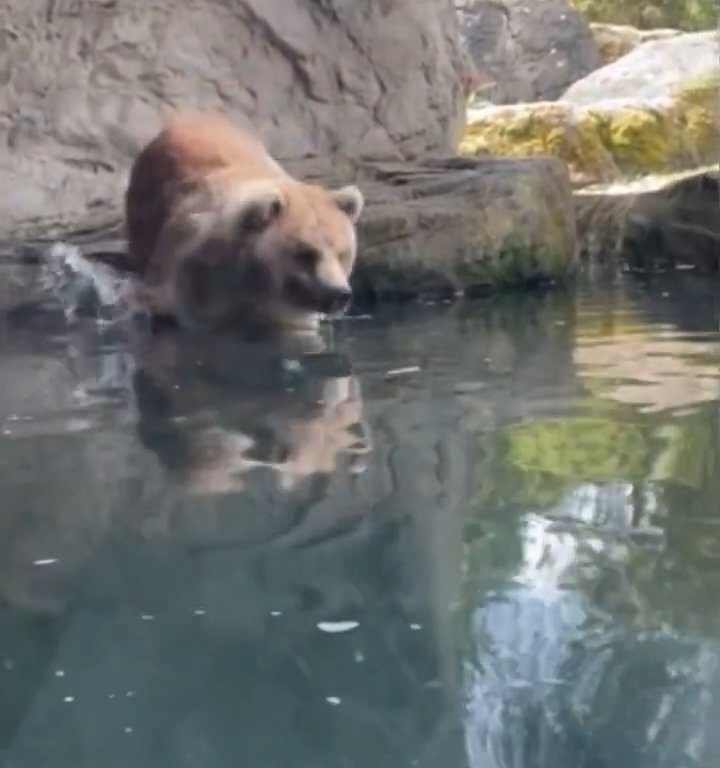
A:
[562,31,718,105]
[622,169,720,274]
[0,0,466,240]
[351,156,579,297]
[575,168,720,273]
[456,0,602,104]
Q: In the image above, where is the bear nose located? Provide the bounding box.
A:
[322,285,352,314]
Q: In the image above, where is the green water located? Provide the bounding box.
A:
[0,272,719,768]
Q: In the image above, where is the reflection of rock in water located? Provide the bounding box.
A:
[462,493,720,768]
[575,326,720,413]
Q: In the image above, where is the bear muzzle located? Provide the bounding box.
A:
[319,284,353,316]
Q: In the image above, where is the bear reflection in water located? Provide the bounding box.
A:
[0,316,374,618]
[133,324,371,499]
[0,323,471,768]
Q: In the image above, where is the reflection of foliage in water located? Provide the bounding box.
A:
[475,400,718,512]
[455,285,720,767]
[459,404,720,768]
[651,420,718,489]
[510,414,648,489]
[461,401,720,632]
[472,403,648,511]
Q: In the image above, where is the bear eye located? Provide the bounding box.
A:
[295,246,320,269]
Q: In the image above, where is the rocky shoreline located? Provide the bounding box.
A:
[0,0,717,315]
[458,5,718,275]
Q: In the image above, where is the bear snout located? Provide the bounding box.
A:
[319,284,353,316]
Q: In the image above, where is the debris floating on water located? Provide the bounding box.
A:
[317,621,360,634]
[385,366,421,378]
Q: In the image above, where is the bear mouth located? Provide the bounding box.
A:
[284,275,351,318]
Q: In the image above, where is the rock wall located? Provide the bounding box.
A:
[456,0,602,104]
[0,0,466,239]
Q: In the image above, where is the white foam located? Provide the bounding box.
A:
[40,242,146,327]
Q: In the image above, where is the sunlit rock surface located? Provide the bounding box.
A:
[461,32,718,184]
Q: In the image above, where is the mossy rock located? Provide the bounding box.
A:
[462,32,719,184]
[461,74,719,183]
[570,0,717,32]
[462,103,618,184]
[350,155,579,298]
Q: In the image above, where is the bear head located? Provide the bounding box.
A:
[145,174,365,334]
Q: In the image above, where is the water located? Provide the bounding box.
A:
[1,266,719,768]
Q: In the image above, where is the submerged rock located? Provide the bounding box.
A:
[456,0,602,104]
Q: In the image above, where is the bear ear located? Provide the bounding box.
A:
[235,184,285,233]
[331,185,364,223]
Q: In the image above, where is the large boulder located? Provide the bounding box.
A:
[621,168,720,274]
[0,0,466,240]
[461,32,719,184]
[574,167,719,268]
[456,0,602,104]
[562,30,717,105]
[351,156,578,296]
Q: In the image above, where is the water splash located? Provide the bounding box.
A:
[39,242,147,327]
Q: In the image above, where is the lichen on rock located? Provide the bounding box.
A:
[461,102,618,183]
[461,31,719,184]
[461,75,719,184]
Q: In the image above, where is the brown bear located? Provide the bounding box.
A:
[125,112,365,332]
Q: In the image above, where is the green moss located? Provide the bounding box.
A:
[461,105,617,182]
[569,0,717,31]
[606,107,677,170]
[457,243,575,291]
[672,75,720,163]
[462,72,719,182]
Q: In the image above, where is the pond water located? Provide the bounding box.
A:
[1,268,719,768]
